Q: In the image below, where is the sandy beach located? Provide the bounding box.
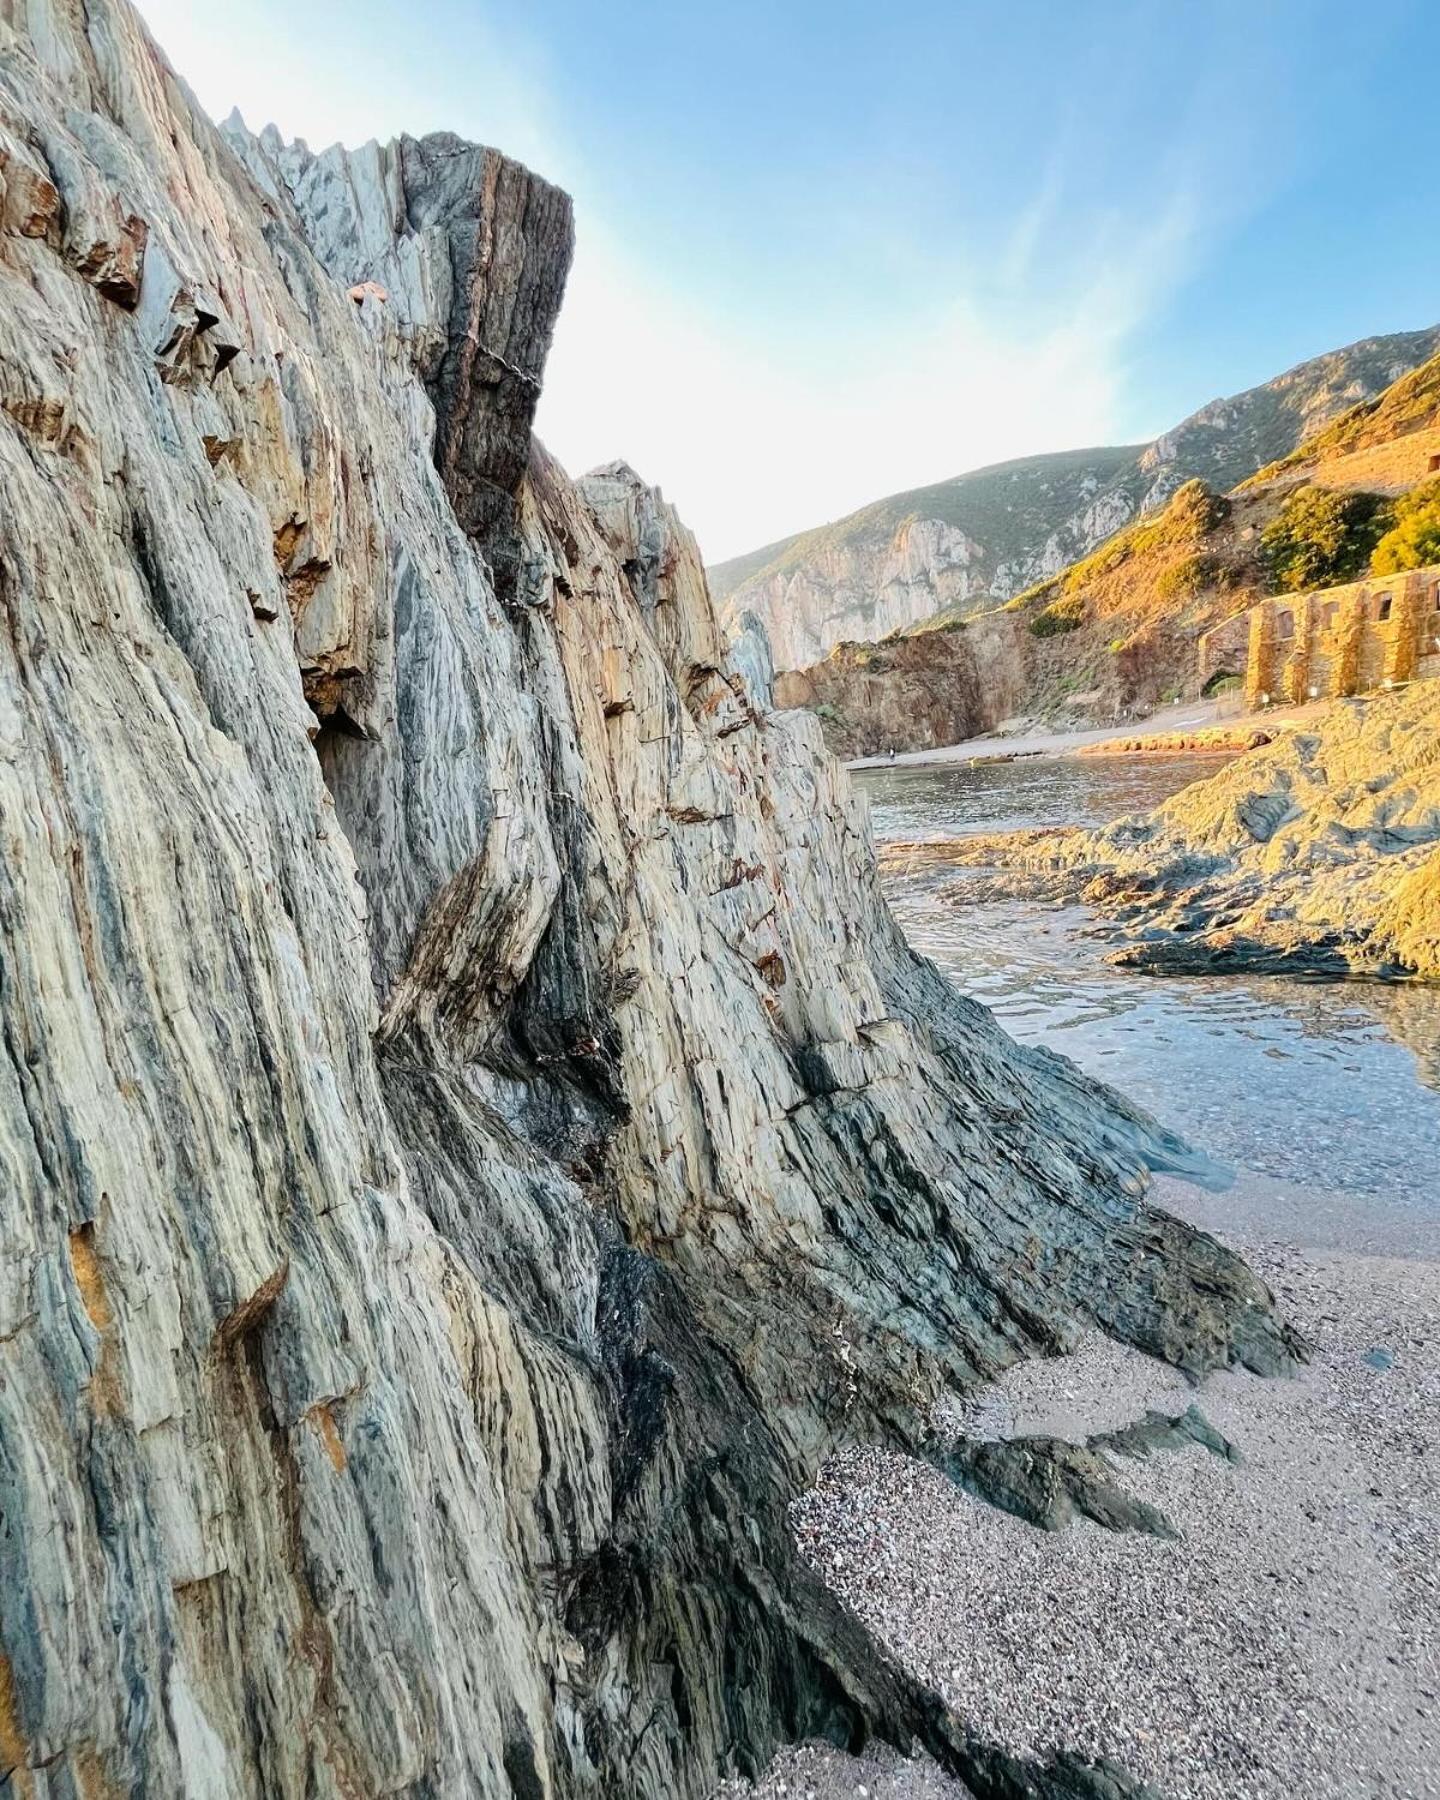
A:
[720,1171,1440,1799]
[844,697,1328,774]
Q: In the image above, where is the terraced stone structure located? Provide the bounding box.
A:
[0,5,1300,1798]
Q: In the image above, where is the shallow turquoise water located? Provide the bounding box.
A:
[858,754,1440,1212]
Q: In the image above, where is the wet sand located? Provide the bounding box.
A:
[719,1173,1440,1799]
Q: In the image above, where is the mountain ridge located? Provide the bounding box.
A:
[778,343,1440,758]
[712,325,1440,670]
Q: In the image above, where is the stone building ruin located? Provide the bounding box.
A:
[1197,565,1440,709]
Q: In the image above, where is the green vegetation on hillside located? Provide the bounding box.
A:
[1242,350,1440,488]
[1015,480,1234,640]
[1259,486,1391,592]
[1015,479,1228,617]
[1028,591,1085,637]
[1155,552,1217,602]
[1371,477,1440,574]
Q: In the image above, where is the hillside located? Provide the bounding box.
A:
[998,347,1440,721]
[1240,349,1440,493]
[712,327,1440,672]
[782,347,1440,757]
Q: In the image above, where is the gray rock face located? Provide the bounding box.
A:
[728,606,776,708]
[731,513,989,672]
[0,6,1300,1797]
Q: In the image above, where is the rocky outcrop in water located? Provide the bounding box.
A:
[773,611,1036,762]
[921,688,1440,979]
[0,7,1302,1797]
[774,629,986,759]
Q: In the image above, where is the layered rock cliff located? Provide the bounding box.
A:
[775,356,1440,759]
[712,445,1142,671]
[712,329,1440,673]
[0,7,1301,1797]
[773,629,985,760]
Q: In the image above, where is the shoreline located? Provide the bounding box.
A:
[844,697,1327,774]
[722,704,1440,1797]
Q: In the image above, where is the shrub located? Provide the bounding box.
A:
[1029,590,1085,638]
[1155,552,1216,603]
[1371,476,1440,574]
[1164,478,1229,537]
[1260,486,1392,593]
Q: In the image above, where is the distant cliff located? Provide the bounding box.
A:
[777,348,1440,758]
[773,614,1032,758]
[712,328,1440,672]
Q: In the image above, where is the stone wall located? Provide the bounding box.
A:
[1197,566,1440,710]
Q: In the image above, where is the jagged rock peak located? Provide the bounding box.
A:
[221,108,574,594]
[0,5,1298,1798]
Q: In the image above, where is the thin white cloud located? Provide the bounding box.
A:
[136,0,1227,565]
[539,180,1210,563]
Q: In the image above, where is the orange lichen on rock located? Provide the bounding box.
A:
[308,1403,348,1473]
[0,1652,30,1793]
[68,1223,112,1329]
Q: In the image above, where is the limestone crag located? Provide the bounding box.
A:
[916,687,1440,980]
[726,513,989,672]
[1,7,1300,1797]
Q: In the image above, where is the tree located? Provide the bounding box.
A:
[1371,477,1440,574]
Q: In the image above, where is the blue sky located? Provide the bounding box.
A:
[141,0,1440,561]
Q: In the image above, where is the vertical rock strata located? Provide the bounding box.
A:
[0,6,1298,1797]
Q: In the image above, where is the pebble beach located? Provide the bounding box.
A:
[720,1173,1440,1799]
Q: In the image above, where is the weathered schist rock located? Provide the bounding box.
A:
[0,6,1300,1798]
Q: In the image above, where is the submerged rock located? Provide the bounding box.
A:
[0,6,1299,1796]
